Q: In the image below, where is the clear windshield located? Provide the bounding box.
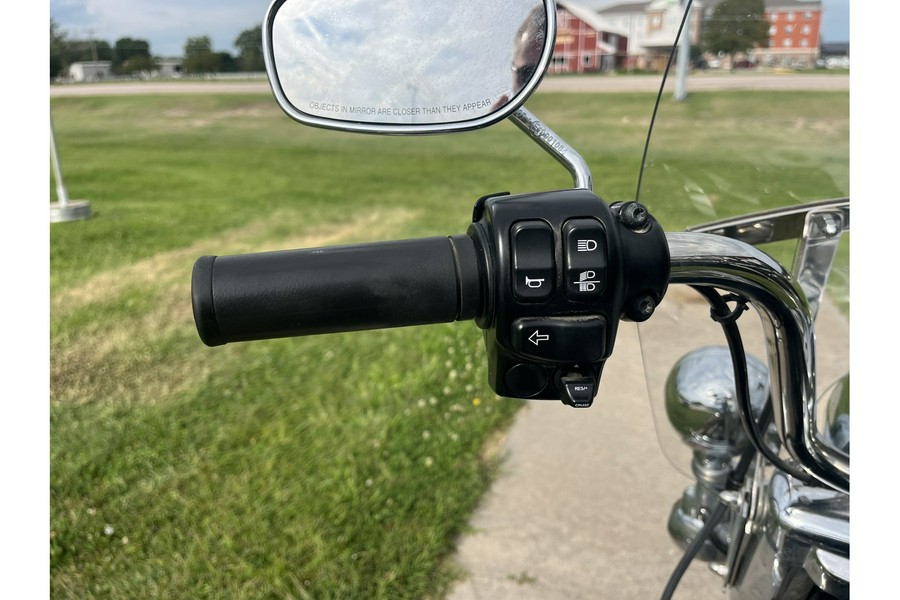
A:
[635,1,849,478]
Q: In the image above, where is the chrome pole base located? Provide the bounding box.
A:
[50,200,92,223]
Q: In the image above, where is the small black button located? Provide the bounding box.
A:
[511,221,554,302]
[504,363,549,398]
[511,316,607,363]
[564,219,607,300]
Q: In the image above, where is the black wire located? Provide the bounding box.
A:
[635,0,693,204]
[659,501,728,600]
[689,285,814,485]
[729,401,772,488]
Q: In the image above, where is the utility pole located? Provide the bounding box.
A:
[674,0,692,102]
[87,27,98,62]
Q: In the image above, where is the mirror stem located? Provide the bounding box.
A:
[510,107,593,191]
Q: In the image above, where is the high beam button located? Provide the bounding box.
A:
[564,218,607,300]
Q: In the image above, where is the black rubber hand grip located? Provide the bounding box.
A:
[191,234,482,346]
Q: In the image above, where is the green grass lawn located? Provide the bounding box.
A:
[50,87,848,598]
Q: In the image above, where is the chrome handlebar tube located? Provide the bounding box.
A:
[667,232,849,493]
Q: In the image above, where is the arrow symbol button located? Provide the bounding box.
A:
[528,330,550,346]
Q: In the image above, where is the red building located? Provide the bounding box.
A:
[758,0,823,67]
[550,0,628,74]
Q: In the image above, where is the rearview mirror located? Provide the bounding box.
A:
[263,0,555,134]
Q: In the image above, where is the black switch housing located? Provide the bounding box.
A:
[467,188,669,405]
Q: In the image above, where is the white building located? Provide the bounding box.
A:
[155,60,183,79]
[67,61,112,82]
[597,0,704,70]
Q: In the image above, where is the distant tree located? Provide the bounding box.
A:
[119,55,159,76]
[216,52,238,72]
[702,0,769,69]
[234,25,265,71]
[63,39,114,63]
[184,35,213,59]
[50,19,66,79]
[183,35,224,73]
[113,37,152,73]
[92,40,114,62]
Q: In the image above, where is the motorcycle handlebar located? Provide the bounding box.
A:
[191,234,483,347]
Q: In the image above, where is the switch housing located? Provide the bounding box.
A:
[468,189,669,406]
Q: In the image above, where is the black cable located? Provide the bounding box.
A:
[729,390,774,486]
[659,501,729,600]
[728,401,772,488]
[690,285,815,485]
[635,0,693,204]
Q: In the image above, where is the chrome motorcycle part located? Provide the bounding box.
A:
[667,232,848,493]
[664,346,768,564]
[661,500,729,600]
[819,374,849,454]
[508,107,593,190]
[723,456,769,588]
[688,199,850,319]
[727,472,849,599]
[667,467,731,563]
[667,233,850,491]
[664,346,769,455]
[263,0,556,134]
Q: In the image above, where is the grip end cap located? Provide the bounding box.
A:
[191,255,225,347]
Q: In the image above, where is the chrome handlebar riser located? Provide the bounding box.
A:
[667,232,849,493]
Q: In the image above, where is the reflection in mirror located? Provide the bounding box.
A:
[264,0,553,133]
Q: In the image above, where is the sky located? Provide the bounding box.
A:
[49,0,851,59]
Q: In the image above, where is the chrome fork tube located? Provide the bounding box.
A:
[666,232,849,493]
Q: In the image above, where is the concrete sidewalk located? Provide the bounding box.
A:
[446,287,850,599]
